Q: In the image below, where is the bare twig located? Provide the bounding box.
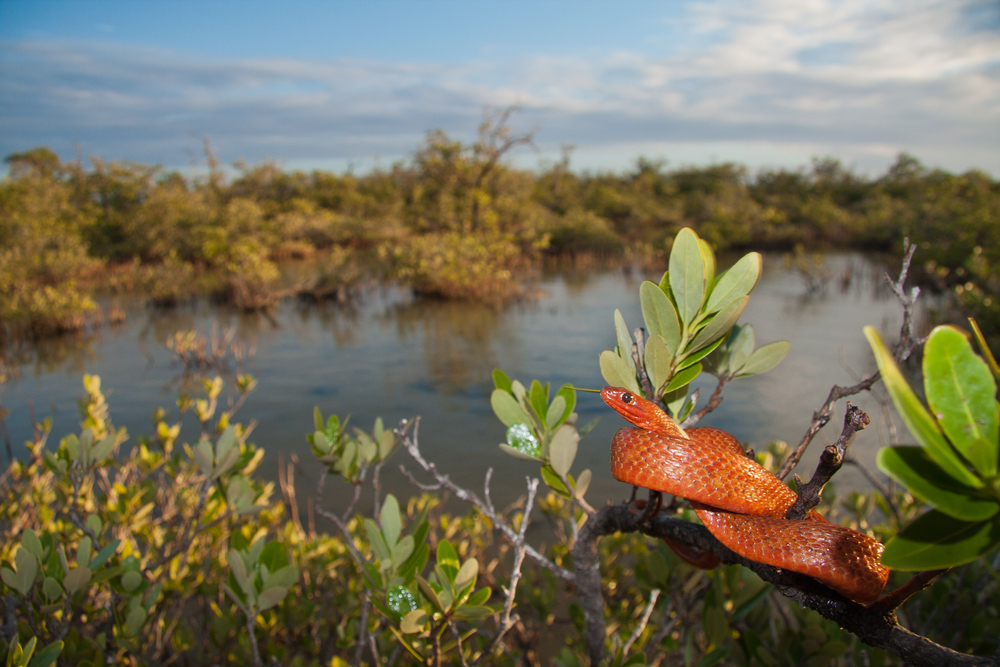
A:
[223,584,262,667]
[778,240,922,480]
[622,588,661,655]
[474,477,540,665]
[681,375,731,429]
[354,593,370,667]
[396,418,573,581]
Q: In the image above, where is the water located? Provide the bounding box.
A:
[1,253,932,514]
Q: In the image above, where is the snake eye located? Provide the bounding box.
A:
[622,392,633,404]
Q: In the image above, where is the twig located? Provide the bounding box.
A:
[632,328,656,401]
[777,240,922,480]
[396,418,573,581]
[681,375,730,429]
[354,593,370,667]
[474,477,539,666]
[622,588,660,655]
[785,402,870,520]
[223,584,262,667]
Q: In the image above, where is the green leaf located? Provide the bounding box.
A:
[696,646,731,667]
[437,539,459,570]
[211,447,240,479]
[574,469,592,499]
[600,351,641,395]
[215,425,236,460]
[491,390,530,428]
[644,333,674,395]
[263,565,299,590]
[546,395,567,430]
[121,570,142,593]
[529,380,549,423]
[387,585,418,616]
[677,334,727,371]
[704,252,761,314]
[192,438,214,475]
[466,586,491,607]
[737,340,790,377]
[698,237,716,292]
[125,605,147,636]
[622,653,647,667]
[614,310,637,377]
[877,446,999,521]
[391,535,415,568]
[398,542,429,581]
[663,363,701,395]
[554,385,577,425]
[26,640,62,667]
[669,228,706,326]
[864,327,982,488]
[42,576,63,602]
[504,423,541,459]
[881,509,1000,570]
[63,566,91,594]
[416,574,446,614]
[730,583,771,621]
[923,326,998,477]
[541,465,571,497]
[313,406,323,432]
[492,368,512,393]
[452,605,494,620]
[258,540,289,572]
[640,282,681,354]
[689,296,748,352]
[21,529,43,562]
[400,609,429,634]
[969,318,1000,381]
[257,586,288,611]
[454,558,478,592]
[12,548,37,595]
[227,550,252,595]
[380,494,402,550]
[364,519,392,566]
[549,424,580,478]
[724,324,756,376]
[91,433,115,461]
[703,605,728,646]
[499,443,542,462]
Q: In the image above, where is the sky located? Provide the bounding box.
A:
[1,0,998,177]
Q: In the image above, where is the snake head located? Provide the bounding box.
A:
[600,386,688,438]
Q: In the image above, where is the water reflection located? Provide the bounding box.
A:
[1,253,935,512]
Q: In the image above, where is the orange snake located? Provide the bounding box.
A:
[602,386,890,603]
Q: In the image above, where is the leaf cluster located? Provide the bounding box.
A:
[867,323,1000,569]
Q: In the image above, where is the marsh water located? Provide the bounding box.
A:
[2,253,932,512]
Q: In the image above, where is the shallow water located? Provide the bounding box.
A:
[1,253,932,514]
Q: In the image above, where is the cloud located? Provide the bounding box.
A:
[1,0,997,175]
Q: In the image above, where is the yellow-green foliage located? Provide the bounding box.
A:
[2,142,999,348]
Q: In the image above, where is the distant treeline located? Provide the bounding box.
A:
[1,117,998,346]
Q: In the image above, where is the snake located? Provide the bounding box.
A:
[602,386,890,603]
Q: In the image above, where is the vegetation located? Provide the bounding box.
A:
[3,228,999,666]
[1,113,998,351]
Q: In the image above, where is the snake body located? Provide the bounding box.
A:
[602,386,889,603]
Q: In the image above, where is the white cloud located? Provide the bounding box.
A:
[1,0,997,175]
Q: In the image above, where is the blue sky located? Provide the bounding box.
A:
[1,0,998,175]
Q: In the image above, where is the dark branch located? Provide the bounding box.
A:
[786,402,870,520]
[574,503,999,667]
